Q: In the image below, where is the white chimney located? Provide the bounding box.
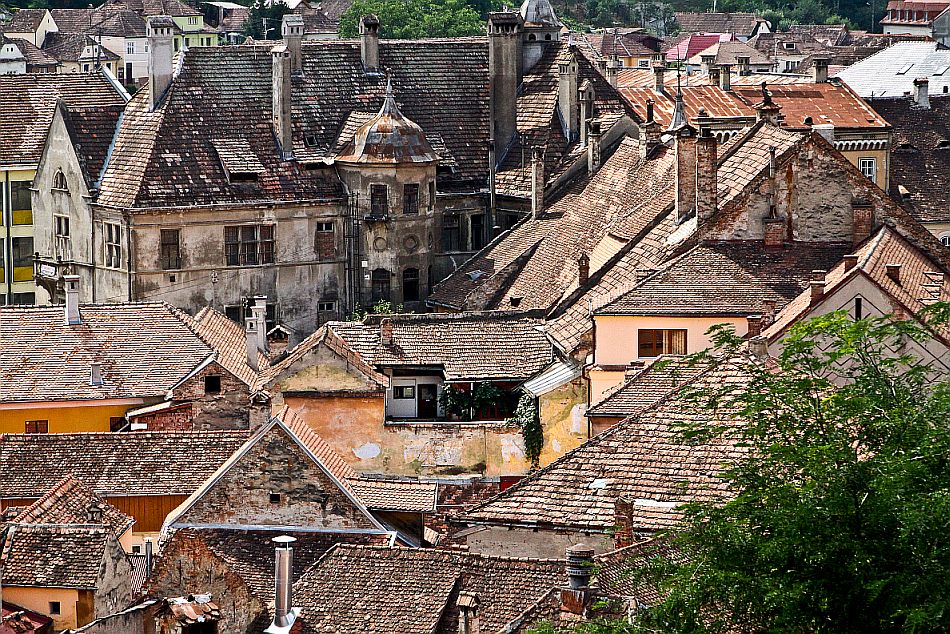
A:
[360,14,380,72]
[246,320,260,372]
[146,16,175,111]
[282,13,304,74]
[251,296,268,354]
[913,77,930,109]
[812,57,829,83]
[64,274,81,325]
[265,535,299,633]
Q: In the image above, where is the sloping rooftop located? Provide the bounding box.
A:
[98,0,201,17]
[870,94,950,224]
[0,302,214,403]
[0,72,126,167]
[578,28,662,59]
[835,42,950,97]
[689,40,772,66]
[42,32,120,63]
[596,241,852,316]
[292,544,565,634]
[2,8,47,33]
[665,33,730,62]
[587,356,711,419]
[460,358,752,532]
[3,36,57,66]
[731,81,889,130]
[63,104,125,188]
[191,306,265,387]
[788,23,851,46]
[10,475,135,539]
[674,11,766,36]
[0,431,249,498]
[0,525,116,590]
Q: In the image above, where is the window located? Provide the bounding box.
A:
[403,267,420,302]
[48,602,61,615]
[314,221,335,259]
[160,228,181,270]
[442,215,461,251]
[189,16,199,24]
[371,268,391,302]
[269,493,282,503]
[403,183,419,215]
[110,416,126,431]
[10,181,32,225]
[12,292,35,305]
[428,181,436,210]
[52,170,68,191]
[54,215,70,259]
[204,375,221,394]
[105,223,122,269]
[470,214,485,251]
[318,300,336,312]
[12,237,33,282]
[25,420,49,434]
[393,385,415,399]
[859,157,877,181]
[131,544,142,554]
[370,184,388,217]
[854,297,863,320]
[127,41,134,54]
[224,224,275,266]
[145,40,149,52]
[638,58,650,68]
[83,63,90,72]
[637,329,687,357]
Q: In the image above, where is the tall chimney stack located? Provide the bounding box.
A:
[653,62,665,92]
[577,253,590,285]
[558,52,580,142]
[531,146,545,216]
[146,16,175,111]
[144,538,153,574]
[672,116,697,223]
[913,77,930,109]
[64,274,81,325]
[380,317,394,346]
[246,319,261,372]
[695,127,718,225]
[719,63,732,91]
[282,13,304,74]
[812,57,829,83]
[360,14,379,72]
[251,296,268,354]
[587,120,602,174]
[265,535,299,633]
[272,43,293,159]
[457,592,481,634]
[605,56,619,87]
[488,11,524,158]
[579,80,594,147]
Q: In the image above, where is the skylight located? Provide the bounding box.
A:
[896,63,914,75]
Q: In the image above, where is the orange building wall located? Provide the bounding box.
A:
[0,402,140,434]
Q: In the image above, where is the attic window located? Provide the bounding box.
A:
[213,138,265,184]
[269,493,282,504]
[896,142,917,151]
[204,375,222,394]
[783,42,795,49]
[304,133,319,148]
[52,169,68,192]
[803,116,813,125]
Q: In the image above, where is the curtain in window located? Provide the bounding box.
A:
[667,329,687,355]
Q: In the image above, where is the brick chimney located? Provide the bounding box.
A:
[913,77,930,109]
[763,217,785,248]
[695,127,718,225]
[64,274,81,325]
[812,57,830,83]
[488,11,524,157]
[272,43,293,159]
[531,146,544,216]
[146,16,174,111]
[577,253,590,285]
[561,545,595,615]
[640,99,661,158]
[457,592,480,634]
[558,52,580,142]
[380,317,394,346]
[579,80,595,146]
[810,270,826,305]
[673,125,697,224]
[842,254,859,271]
[746,314,763,337]
[719,63,732,91]
[653,62,665,92]
[282,13,304,74]
[265,536,299,633]
[852,202,874,246]
[587,120,602,174]
[754,82,782,125]
[360,15,379,72]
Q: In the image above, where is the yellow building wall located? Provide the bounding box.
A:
[2,586,82,630]
[0,402,136,434]
[1,167,39,300]
[841,148,889,190]
[537,377,589,466]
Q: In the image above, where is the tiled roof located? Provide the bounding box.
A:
[674,11,765,35]
[42,32,120,62]
[619,84,755,128]
[788,23,851,46]
[461,359,752,531]
[578,29,662,59]
[689,40,772,66]
[616,67,811,88]
[86,9,148,37]
[731,81,889,130]
[747,30,832,59]
[0,431,249,498]
[587,356,711,419]
[871,95,950,224]
[835,42,950,97]
[0,72,126,167]
[64,105,125,188]
[99,0,201,17]
[49,8,97,32]
[665,33,729,61]
[351,479,438,513]
[325,311,554,381]
[292,544,565,634]
[3,8,47,32]
[716,123,802,210]
[0,524,116,589]
[764,225,950,342]
[594,537,680,605]
[192,306,265,387]
[596,241,852,316]
[218,5,250,31]
[4,36,57,66]
[881,0,950,24]
[128,553,149,598]
[11,475,135,540]
[0,303,214,403]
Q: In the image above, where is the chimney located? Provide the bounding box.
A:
[812,57,829,83]
[531,146,544,216]
[810,270,826,305]
[90,363,103,386]
[64,274,81,325]
[912,77,930,109]
[579,80,595,146]
[246,319,260,372]
[640,100,661,158]
[695,127,718,225]
[708,65,721,87]
[251,296,268,354]
[719,63,732,91]
[266,535,299,633]
[886,263,902,285]
[558,52,580,142]
[653,62,665,92]
[587,120,602,174]
[561,545,595,615]
[754,82,782,125]
[852,202,873,245]
[146,16,174,111]
[746,314,763,337]
[763,217,785,248]
[577,253,590,285]
[380,317,394,346]
[457,592,480,634]
[813,123,835,144]
[674,125,697,224]
[360,15,379,72]
[488,11,524,158]
[605,56,619,87]
[748,335,769,359]
[843,254,859,271]
[282,13,303,74]
[761,299,777,325]
[144,538,153,574]
[272,43,293,159]
[737,55,751,76]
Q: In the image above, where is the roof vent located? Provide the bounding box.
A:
[90,363,103,386]
[886,263,902,286]
[466,270,485,281]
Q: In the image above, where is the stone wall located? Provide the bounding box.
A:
[93,537,134,624]
[171,362,251,430]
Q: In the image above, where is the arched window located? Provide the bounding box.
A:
[52,170,68,192]
[403,267,420,302]
[940,233,950,248]
[371,268,391,302]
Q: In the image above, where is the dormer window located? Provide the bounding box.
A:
[304,133,319,148]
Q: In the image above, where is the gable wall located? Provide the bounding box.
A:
[171,361,251,430]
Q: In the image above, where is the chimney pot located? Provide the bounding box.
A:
[653,63,665,92]
[380,317,394,346]
[674,127,697,224]
[251,296,268,355]
[843,254,859,271]
[558,53,580,142]
[360,15,380,71]
[144,538,153,574]
[64,274,81,325]
[457,592,481,634]
[746,314,763,337]
[749,335,769,358]
[646,98,655,123]
[272,44,293,159]
[886,263,902,285]
[605,56,619,87]
[812,57,829,83]
[488,11,523,157]
[566,544,594,589]
[246,320,261,372]
[268,535,298,631]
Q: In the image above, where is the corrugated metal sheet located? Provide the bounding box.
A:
[522,361,582,396]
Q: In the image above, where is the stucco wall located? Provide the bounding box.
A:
[170,361,251,430]
[0,401,139,434]
[94,538,134,623]
[2,587,81,630]
[594,315,747,366]
[537,377,589,465]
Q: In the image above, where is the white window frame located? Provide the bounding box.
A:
[105,222,122,269]
[127,41,134,55]
[859,157,877,181]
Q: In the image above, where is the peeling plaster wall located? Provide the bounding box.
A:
[537,377,589,466]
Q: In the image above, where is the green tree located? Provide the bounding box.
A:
[338,0,484,39]
[622,306,950,633]
[242,0,290,40]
